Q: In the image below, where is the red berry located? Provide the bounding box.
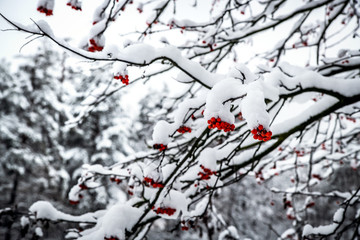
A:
[306,202,315,208]
[69,200,79,205]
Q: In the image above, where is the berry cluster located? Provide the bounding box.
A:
[255,171,265,181]
[284,200,292,209]
[207,117,235,132]
[88,39,104,52]
[69,200,80,205]
[153,143,167,152]
[287,213,296,220]
[198,165,217,180]
[306,202,315,208]
[181,220,189,231]
[152,206,176,216]
[37,6,53,16]
[251,125,272,141]
[237,112,244,121]
[181,220,196,231]
[143,177,164,188]
[201,41,217,51]
[346,116,356,123]
[110,176,122,184]
[177,126,191,134]
[79,183,88,190]
[295,149,305,157]
[146,20,158,27]
[167,20,175,29]
[312,174,322,180]
[66,2,82,11]
[114,74,129,85]
[127,185,134,196]
[104,236,119,240]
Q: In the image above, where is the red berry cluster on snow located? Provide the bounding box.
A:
[181,220,189,231]
[104,236,119,240]
[295,149,305,157]
[167,20,174,29]
[284,199,292,209]
[127,185,134,196]
[237,112,244,121]
[207,117,235,132]
[346,116,356,123]
[152,206,176,216]
[251,125,272,141]
[110,176,122,184]
[143,177,164,188]
[114,74,129,85]
[66,1,82,11]
[287,213,296,220]
[37,6,53,16]
[198,165,217,180]
[177,126,191,134]
[312,174,322,180]
[306,201,315,208]
[79,183,88,190]
[69,199,80,205]
[255,171,265,181]
[181,226,189,231]
[153,143,167,152]
[88,39,104,52]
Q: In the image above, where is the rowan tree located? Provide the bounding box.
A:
[1,0,360,239]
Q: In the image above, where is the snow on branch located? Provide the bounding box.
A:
[29,201,98,224]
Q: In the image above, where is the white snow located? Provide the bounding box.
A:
[35,227,43,237]
[333,208,344,223]
[152,120,175,144]
[29,201,98,223]
[20,216,30,227]
[78,203,143,240]
[303,208,344,237]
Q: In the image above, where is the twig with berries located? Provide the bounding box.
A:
[251,125,272,141]
[207,117,235,132]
